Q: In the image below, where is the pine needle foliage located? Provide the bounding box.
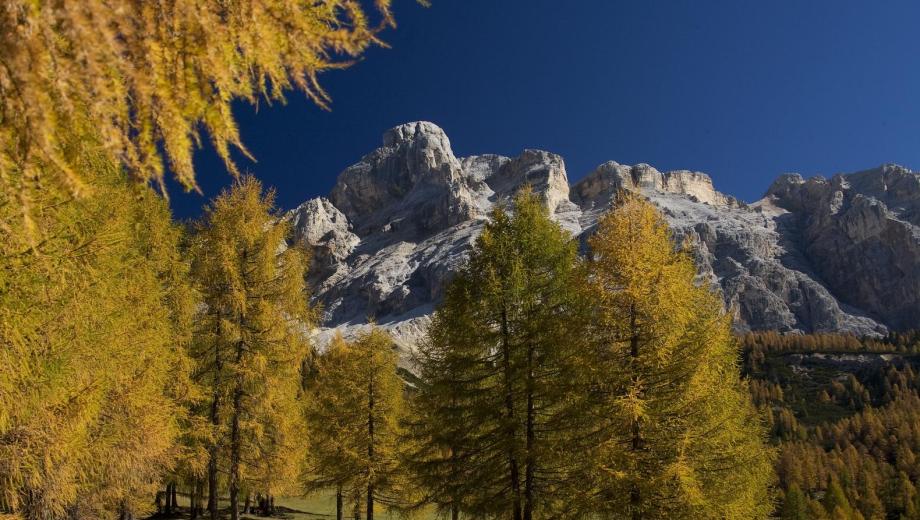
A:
[189,176,313,520]
[579,193,775,519]
[408,188,589,520]
[0,145,195,520]
[0,0,399,242]
[303,329,408,520]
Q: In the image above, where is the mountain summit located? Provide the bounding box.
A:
[285,122,920,355]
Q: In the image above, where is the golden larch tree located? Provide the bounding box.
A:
[190,176,313,520]
[580,193,775,519]
[304,329,407,520]
[0,0,403,243]
[0,146,195,520]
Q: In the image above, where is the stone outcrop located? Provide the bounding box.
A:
[765,165,920,330]
[286,122,920,357]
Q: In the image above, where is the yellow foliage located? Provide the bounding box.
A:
[581,193,775,519]
[0,0,401,242]
[0,149,194,519]
[303,328,408,514]
[190,176,313,512]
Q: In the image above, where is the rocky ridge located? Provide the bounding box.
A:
[287,122,920,357]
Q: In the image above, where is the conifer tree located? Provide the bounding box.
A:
[0,146,194,520]
[303,329,407,520]
[408,188,588,519]
[190,176,313,520]
[781,484,809,520]
[580,193,774,519]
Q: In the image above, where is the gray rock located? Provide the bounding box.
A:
[287,122,919,358]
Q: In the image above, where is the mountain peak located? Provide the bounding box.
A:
[382,121,452,149]
[287,124,919,355]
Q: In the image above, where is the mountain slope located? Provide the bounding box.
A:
[285,122,920,355]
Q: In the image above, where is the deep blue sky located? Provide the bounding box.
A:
[171,0,920,219]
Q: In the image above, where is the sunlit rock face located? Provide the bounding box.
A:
[286,122,919,359]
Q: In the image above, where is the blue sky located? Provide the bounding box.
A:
[171,0,920,218]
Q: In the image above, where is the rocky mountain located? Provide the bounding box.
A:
[285,122,920,357]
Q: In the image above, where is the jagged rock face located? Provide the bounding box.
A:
[329,121,483,237]
[765,166,920,330]
[573,161,740,209]
[285,197,359,285]
[288,122,920,356]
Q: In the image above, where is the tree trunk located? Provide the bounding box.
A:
[336,486,343,520]
[243,493,251,514]
[629,304,642,520]
[164,483,173,515]
[500,307,523,520]
[523,343,535,520]
[119,502,135,520]
[191,479,201,519]
[171,482,178,511]
[208,318,223,520]
[190,482,197,519]
[451,503,459,520]
[367,376,375,520]
[229,379,243,520]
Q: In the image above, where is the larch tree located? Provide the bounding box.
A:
[408,188,589,520]
[304,329,407,520]
[190,176,313,520]
[580,193,774,519]
[0,0,407,244]
[0,140,195,520]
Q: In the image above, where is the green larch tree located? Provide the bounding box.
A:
[580,193,774,519]
[190,176,313,520]
[408,188,589,520]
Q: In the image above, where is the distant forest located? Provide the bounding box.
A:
[742,331,920,519]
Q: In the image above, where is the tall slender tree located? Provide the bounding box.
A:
[579,193,774,519]
[304,329,407,520]
[408,188,589,519]
[190,176,313,520]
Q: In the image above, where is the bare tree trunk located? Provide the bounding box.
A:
[336,486,343,520]
[119,501,135,520]
[171,482,178,512]
[229,379,243,520]
[191,479,201,519]
[451,504,459,520]
[164,483,173,515]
